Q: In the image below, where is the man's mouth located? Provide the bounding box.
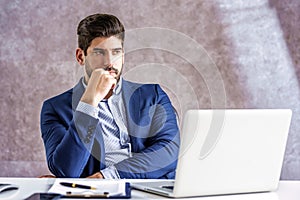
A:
[104,66,119,76]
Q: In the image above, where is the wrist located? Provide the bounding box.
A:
[80,96,98,108]
[86,172,103,179]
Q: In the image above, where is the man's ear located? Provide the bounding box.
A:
[76,48,85,65]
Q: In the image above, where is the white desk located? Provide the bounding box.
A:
[0,178,299,200]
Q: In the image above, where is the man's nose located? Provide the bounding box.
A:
[104,53,113,66]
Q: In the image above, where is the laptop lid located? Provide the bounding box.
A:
[173,109,292,197]
[132,109,292,198]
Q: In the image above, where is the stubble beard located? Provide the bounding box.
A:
[85,61,122,84]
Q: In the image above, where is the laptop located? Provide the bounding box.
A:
[131,109,292,198]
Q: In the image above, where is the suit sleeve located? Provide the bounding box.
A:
[40,100,100,177]
[115,85,180,179]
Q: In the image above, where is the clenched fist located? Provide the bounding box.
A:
[81,68,117,107]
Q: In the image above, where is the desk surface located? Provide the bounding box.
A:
[0,178,299,200]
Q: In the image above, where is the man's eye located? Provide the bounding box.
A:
[112,50,122,55]
[93,51,104,55]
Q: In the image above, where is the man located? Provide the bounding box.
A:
[40,13,180,179]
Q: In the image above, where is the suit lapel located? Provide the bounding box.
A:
[122,79,142,123]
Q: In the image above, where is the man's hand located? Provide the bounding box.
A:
[87,172,104,179]
[81,69,117,107]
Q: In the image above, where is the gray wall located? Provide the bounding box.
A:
[0,0,299,179]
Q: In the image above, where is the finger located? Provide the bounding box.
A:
[87,172,103,179]
[111,77,117,89]
[104,75,117,90]
[93,68,109,76]
[101,74,117,84]
[88,69,110,86]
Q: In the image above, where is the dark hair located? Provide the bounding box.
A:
[77,13,125,55]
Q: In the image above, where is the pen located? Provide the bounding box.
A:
[60,182,97,190]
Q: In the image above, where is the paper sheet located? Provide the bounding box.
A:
[48,179,127,196]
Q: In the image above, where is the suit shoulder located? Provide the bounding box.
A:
[123,79,159,90]
[122,79,166,101]
[43,88,73,105]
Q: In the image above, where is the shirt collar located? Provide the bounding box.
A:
[81,76,123,95]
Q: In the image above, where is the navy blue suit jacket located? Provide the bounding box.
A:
[40,79,180,179]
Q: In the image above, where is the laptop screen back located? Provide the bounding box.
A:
[173,109,292,197]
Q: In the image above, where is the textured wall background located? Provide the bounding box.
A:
[0,0,299,179]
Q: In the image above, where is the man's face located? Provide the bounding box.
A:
[84,36,124,83]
